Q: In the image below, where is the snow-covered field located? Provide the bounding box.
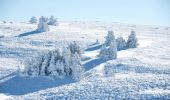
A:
[0,21,170,99]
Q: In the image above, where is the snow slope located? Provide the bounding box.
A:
[0,21,170,99]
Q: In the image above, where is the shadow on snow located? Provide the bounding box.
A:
[85,44,102,51]
[17,30,41,37]
[0,73,74,95]
[84,58,105,71]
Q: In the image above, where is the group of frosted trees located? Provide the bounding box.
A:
[101,30,138,76]
[21,42,84,81]
[99,30,138,61]
[29,16,58,25]
[29,16,59,32]
[116,30,138,50]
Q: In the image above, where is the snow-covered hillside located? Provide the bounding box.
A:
[0,21,170,99]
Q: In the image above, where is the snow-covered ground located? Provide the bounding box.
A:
[0,21,170,99]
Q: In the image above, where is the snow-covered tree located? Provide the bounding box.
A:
[104,63,114,77]
[48,53,57,78]
[116,37,126,50]
[21,53,44,77]
[108,40,117,60]
[63,47,72,76]
[69,41,81,55]
[105,31,115,46]
[48,16,58,26]
[29,16,37,23]
[99,44,109,61]
[36,16,49,32]
[42,51,52,76]
[70,53,84,81]
[126,31,138,48]
[99,31,117,60]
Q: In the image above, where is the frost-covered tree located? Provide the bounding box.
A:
[29,16,37,23]
[63,47,72,76]
[105,31,115,46]
[42,51,52,76]
[48,53,57,78]
[108,40,117,60]
[21,53,44,77]
[70,53,84,81]
[48,16,58,26]
[99,44,109,61]
[126,31,138,48]
[36,16,49,32]
[69,41,81,55]
[104,63,114,77]
[116,37,126,50]
[100,31,117,60]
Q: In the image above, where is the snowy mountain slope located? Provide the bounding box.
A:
[0,21,170,99]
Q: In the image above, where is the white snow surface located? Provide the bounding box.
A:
[0,21,170,99]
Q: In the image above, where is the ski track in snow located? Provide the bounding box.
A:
[0,21,170,99]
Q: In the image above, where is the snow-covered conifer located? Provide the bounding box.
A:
[42,51,52,76]
[48,16,58,26]
[29,16,37,23]
[63,47,72,76]
[105,31,115,46]
[70,53,84,81]
[57,62,65,79]
[126,31,138,48]
[69,41,81,55]
[100,31,117,60]
[22,53,44,77]
[116,37,126,50]
[36,16,49,32]
[108,39,117,60]
[99,44,109,61]
[48,54,56,78]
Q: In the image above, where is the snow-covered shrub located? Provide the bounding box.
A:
[104,63,114,77]
[116,37,126,50]
[126,31,138,48]
[105,31,115,46]
[29,16,37,23]
[36,16,49,32]
[21,47,84,81]
[69,41,81,55]
[48,16,58,26]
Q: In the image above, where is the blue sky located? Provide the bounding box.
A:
[0,0,170,26]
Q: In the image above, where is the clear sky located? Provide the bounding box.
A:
[0,0,170,26]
